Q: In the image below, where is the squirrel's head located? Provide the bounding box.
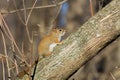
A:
[52,28,66,37]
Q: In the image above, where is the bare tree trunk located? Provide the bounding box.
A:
[22,0,120,80]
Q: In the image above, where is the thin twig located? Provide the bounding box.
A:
[12,42,19,74]
[13,0,32,43]
[13,54,19,74]
[0,13,23,57]
[21,42,28,65]
[0,54,15,65]
[0,14,12,41]
[98,0,103,10]
[2,57,5,80]
[48,0,63,33]
[25,0,37,25]
[24,0,38,43]
[30,31,34,66]
[1,31,11,80]
[8,0,68,14]
[28,43,33,80]
[22,42,24,54]
[51,0,62,24]
[31,59,39,80]
[13,0,25,24]
[89,0,94,16]
[25,25,32,43]
[50,0,62,29]
[0,13,30,68]
[0,25,12,41]
[110,72,116,80]
[22,0,27,22]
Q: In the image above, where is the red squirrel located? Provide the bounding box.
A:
[17,28,65,78]
[38,28,66,57]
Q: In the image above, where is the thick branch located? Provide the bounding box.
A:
[23,0,120,80]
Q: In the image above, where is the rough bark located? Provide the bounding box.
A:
[22,0,120,79]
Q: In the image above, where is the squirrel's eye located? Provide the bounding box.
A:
[59,29,62,31]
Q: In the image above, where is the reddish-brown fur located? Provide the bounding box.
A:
[38,28,66,57]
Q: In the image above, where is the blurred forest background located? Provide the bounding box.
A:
[0,0,120,80]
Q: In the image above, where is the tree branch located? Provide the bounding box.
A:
[22,0,120,79]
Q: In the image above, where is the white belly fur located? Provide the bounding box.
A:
[49,43,57,52]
